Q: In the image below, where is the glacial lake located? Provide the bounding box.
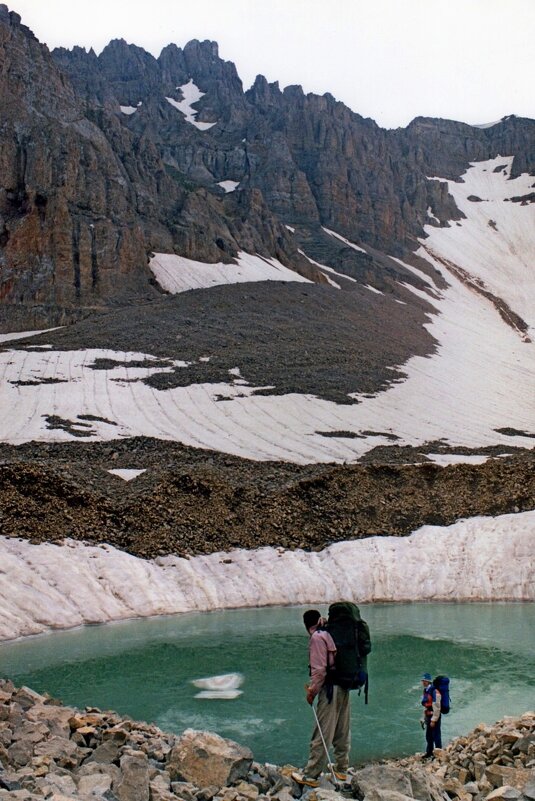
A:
[1,603,534,766]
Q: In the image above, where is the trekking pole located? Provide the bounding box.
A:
[311,701,340,787]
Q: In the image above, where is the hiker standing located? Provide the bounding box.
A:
[420,672,442,759]
[292,609,349,787]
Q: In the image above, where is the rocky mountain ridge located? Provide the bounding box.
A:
[0,4,533,328]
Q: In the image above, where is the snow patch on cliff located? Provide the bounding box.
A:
[166,79,216,130]
[149,252,311,293]
[322,227,367,253]
[217,180,239,193]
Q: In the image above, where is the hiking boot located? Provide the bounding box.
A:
[333,771,348,782]
[291,771,320,788]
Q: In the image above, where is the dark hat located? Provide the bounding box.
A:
[421,672,433,682]
[303,609,321,630]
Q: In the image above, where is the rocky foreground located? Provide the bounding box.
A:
[0,680,533,801]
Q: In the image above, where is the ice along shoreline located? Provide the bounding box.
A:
[2,510,534,642]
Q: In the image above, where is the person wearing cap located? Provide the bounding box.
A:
[420,672,442,759]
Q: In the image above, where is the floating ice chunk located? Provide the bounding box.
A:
[192,672,244,690]
[194,690,243,700]
[120,105,138,115]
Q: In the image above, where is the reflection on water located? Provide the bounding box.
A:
[1,603,533,765]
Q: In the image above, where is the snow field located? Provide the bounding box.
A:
[1,158,534,462]
[1,510,533,641]
[149,252,312,294]
[424,156,535,332]
[1,270,534,458]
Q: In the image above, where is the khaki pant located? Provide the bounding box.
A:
[304,685,351,777]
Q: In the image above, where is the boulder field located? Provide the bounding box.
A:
[0,679,533,801]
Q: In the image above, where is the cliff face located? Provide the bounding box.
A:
[0,6,153,328]
[0,3,533,328]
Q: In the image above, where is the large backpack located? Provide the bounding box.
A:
[325,602,371,703]
[432,675,451,714]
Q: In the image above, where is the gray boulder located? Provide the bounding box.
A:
[167,729,253,788]
[114,752,150,801]
[523,781,535,801]
[6,738,34,767]
[169,779,199,800]
[11,720,49,745]
[85,739,121,764]
[150,772,177,801]
[41,772,78,796]
[365,790,418,801]
[34,735,86,768]
[351,764,444,801]
[485,767,531,791]
[12,686,46,710]
[0,723,13,747]
[77,770,114,796]
[485,788,522,801]
[26,703,73,739]
[75,761,121,785]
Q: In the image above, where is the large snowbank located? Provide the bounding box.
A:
[1,511,533,641]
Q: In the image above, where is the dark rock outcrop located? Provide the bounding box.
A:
[0,4,533,329]
[0,5,154,329]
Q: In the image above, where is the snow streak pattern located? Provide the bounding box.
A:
[1,159,534,463]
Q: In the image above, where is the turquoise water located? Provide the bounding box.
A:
[1,604,534,766]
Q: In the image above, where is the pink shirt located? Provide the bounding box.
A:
[308,626,337,697]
